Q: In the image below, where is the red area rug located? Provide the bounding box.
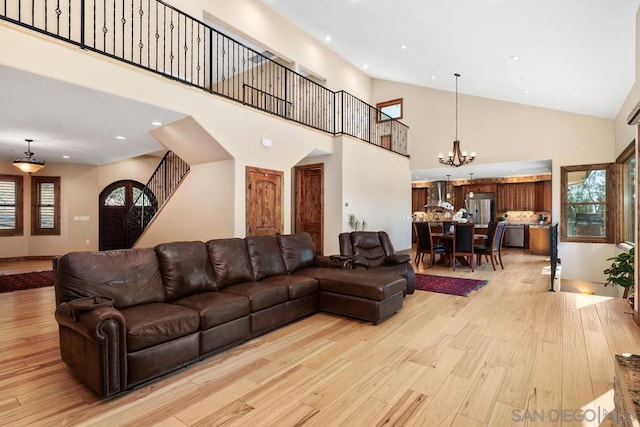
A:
[0,270,53,293]
[415,273,488,297]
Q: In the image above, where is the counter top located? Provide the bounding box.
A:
[527,224,551,229]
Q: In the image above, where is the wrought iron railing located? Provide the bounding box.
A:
[123,151,189,247]
[0,0,409,156]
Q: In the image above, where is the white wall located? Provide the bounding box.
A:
[340,136,413,252]
[136,160,235,247]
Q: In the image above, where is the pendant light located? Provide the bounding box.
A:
[13,139,45,174]
[438,73,476,167]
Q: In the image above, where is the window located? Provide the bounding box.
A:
[376,98,403,121]
[31,176,60,235]
[0,175,23,236]
[617,141,635,246]
[561,164,614,243]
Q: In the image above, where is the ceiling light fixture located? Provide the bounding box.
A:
[438,73,476,168]
[115,136,127,140]
[13,139,45,174]
[151,121,163,126]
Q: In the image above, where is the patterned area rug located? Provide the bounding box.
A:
[0,271,53,293]
[415,273,488,297]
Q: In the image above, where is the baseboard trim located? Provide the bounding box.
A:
[0,256,56,263]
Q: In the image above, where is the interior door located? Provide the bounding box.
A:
[295,163,324,254]
[246,166,283,236]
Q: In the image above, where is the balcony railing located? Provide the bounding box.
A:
[0,0,409,156]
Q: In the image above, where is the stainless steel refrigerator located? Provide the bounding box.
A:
[465,194,494,226]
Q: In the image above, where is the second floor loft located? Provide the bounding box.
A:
[0,0,409,156]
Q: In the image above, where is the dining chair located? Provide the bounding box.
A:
[452,222,475,271]
[413,222,448,267]
[475,221,506,270]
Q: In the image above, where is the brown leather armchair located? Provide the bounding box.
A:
[339,231,415,294]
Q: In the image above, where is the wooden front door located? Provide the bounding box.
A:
[246,166,283,236]
[295,163,324,255]
[99,180,148,250]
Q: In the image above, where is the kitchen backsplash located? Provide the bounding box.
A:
[501,211,551,224]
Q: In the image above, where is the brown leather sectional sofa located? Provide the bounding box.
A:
[53,232,414,398]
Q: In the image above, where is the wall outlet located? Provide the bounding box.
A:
[73,216,80,221]
[85,239,90,245]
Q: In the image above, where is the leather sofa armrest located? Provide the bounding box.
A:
[56,301,126,341]
[385,254,411,265]
[55,301,127,397]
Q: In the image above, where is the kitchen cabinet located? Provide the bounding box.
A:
[454,187,463,209]
[497,183,536,211]
[535,181,552,212]
[412,188,428,212]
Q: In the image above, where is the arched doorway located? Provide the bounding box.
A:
[99,180,155,250]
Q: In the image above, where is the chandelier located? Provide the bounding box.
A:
[438,73,476,167]
[13,139,45,174]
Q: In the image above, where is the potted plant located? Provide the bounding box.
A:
[603,247,634,299]
[347,214,367,231]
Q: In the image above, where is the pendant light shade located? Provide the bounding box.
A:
[13,139,45,174]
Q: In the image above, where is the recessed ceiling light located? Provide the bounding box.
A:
[115,136,127,140]
[521,89,529,94]
[151,121,163,126]
[431,75,436,79]
[399,44,407,50]
[62,155,70,159]
[325,35,332,42]
[510,55,519,60]
[363,64,369,69]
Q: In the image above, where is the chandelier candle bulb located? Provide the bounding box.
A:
[438,153,444,159]
[462,151,468,156]
[448,151,454,157]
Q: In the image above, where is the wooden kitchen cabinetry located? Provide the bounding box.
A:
[412,188,428,212]
[535,181,552,211]
[497,183,536,211]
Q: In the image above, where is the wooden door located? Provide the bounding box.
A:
[295,164,324,254]
[246,166,283,236]
[99,180,147,250]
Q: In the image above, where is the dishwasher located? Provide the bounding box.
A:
[504,224,525,248]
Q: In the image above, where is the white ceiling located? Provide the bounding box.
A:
[263,0,639,119]
[0,65,185,166]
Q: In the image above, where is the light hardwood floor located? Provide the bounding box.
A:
[1,249,639,426]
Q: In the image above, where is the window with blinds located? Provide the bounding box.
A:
[31,176,60,235]
[0,175,24,236]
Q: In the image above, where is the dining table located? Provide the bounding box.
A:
[431,232,488,267]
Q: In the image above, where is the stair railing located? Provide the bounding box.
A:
[0,0,409,156]
[123,151,189,247]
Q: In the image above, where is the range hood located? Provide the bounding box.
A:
[424,181,453,210]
